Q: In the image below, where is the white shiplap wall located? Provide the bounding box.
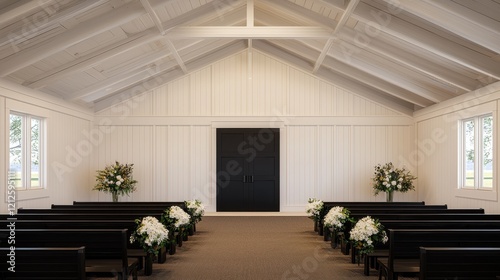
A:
[0,81,94,212]
[95,50,415,212]
[414,82,500,213]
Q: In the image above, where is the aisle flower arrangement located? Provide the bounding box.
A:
[305,198,324,221]
[93,161,138,202]
[162,206,191,231]
[372,162,416,201]
[130,216,169,256]
[323,206,351,232]
[185,199,205,224]
[349,216,388,264]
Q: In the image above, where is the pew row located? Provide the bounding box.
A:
[0,229,138,280]
[377,229,500,280]
[0,247,86,280]
[419,247,500,280]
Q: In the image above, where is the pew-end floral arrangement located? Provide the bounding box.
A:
[323,206,352,232]
[306,198,324,221]
[372,162,417,195]
[93,161,138,201]
[185,199,205,224]
[161,205,191,241]
[349,216,388,265]
[130,216,169,256]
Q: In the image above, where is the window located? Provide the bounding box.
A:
[460,114,493,190]
[9,112,44,190]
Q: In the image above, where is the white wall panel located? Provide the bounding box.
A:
[288,68,320,116]
[286,126,318,206]
[93,125,153,201]
[167,126,192,200]
[191,67,212,116]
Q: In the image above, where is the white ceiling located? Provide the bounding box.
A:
[1,0,499,114]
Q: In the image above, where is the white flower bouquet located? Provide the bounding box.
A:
[161,206,191,232]
[93,161,137,200]
[185,199,205,224]
[323,206,351,231]
[306,198,324,221]
[349,216,388,262]
[372,162,416,195]
[130,216,169,256]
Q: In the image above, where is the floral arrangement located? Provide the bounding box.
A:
[185,199,205,224]
[349,216,388,258]
[93,161,138,199]
[130,216,169,256]
[161,206,191,231]
[306,198,324,221]
[372,162,416,195]
[323,206,351,231]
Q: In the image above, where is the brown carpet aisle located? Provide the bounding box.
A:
[92,216,417,279]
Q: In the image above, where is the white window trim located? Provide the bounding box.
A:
[455,102,497,201]
[5,99,49,202]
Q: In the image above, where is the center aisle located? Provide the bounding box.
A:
[145,216,382,280]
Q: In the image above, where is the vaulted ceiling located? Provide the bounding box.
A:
[1,0,499,115]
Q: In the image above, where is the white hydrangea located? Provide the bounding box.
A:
[323,206,348,230]
[130,216,169,248]
[349,216,388,254]
[305,198,323,218]
[169,206,191,228]
[186,199,205,217]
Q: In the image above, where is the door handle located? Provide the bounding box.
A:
[250,175,254,183]
[243,175,247,183]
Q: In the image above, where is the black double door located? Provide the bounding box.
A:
[216,128,280,212]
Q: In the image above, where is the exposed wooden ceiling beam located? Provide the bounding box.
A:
[27,29,160,89]
[0,0,51,27]
[0,1,145,77]
[140,0,187,74]
[313,0,360,73]
[399,0,500,54]
[164,26,333,38]
[0,0,108,49]
[345,1,500,80]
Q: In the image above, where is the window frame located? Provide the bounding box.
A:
[456,103,497,201]
[9,111,45,190]
[5,99,49,202]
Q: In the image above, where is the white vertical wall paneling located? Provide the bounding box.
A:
[167,76,191,116]
[190,126,212,205]
[167,126,191,200]
[153,86,169,116]
[318,126,335,200]
[334,126,352,201]
[288,68,320,116]
[286,126,317,206]
[191,67,212,116]
[154,126,168,200]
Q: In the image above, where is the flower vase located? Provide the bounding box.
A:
[193,223,196,233]
[169,241,176,255]
[176,232,183,247]
[112,192,119,202]
[144,253,154,276]
[323,226,331,241]
[386,191,394,202]
[314,220,318,232]
[188,224,194,236]
[318,221,323,236]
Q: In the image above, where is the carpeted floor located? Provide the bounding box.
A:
[91,216,417,279]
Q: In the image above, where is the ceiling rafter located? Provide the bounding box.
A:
[0,0,108,49]
[163,26,333,38]
[140,0,187,74]
[0,0,146,77]
[343,1,500,80]
[312,0,360,73]
[0,0,52,27]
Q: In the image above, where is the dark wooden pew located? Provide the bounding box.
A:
[72,201,185,208]
[419,247,500,280]
[377,229,500,280]
[18,207,167,214]
[361,220,500,276]
[0,219,167,267]
[0,247,86,279]
[0,229,138,280]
